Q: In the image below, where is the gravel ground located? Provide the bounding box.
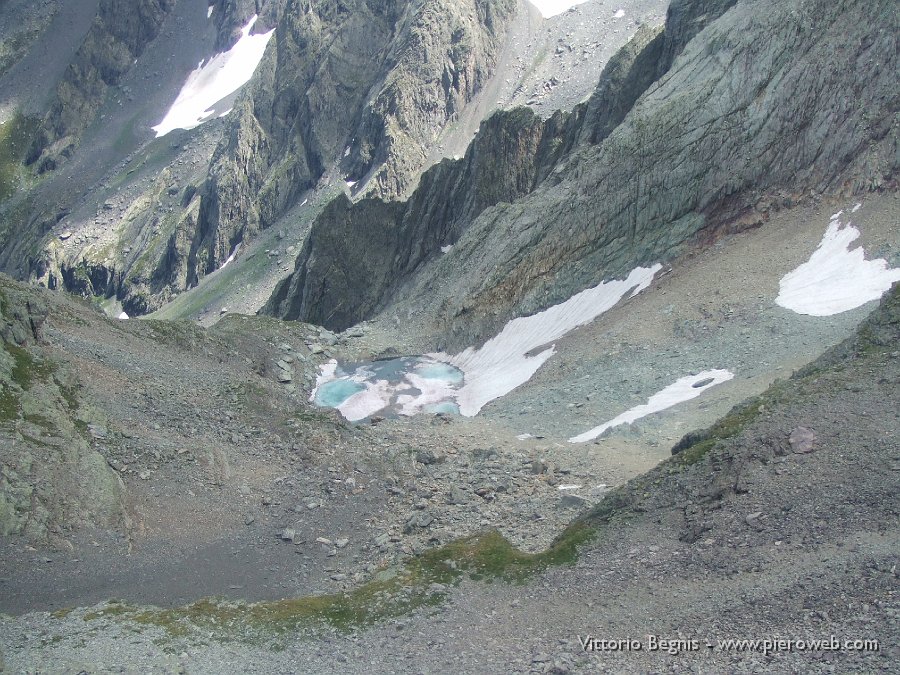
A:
[0,191,897,672]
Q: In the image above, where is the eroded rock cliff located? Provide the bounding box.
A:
[267,0,899,348]
[187,0,516,290]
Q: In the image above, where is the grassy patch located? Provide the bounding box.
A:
[669,398,763,466]
[83,601,133,621]
[0,113,38,203]
[87,525,599,640]
[0,341,55,423]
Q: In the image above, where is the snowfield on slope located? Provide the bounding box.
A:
[436,264,662,416]
[776,211,900,316]
[152,16,274,137]
[568,369,734,443]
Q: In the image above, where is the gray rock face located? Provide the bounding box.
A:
[2,0,515,317]
[184,0,516,290]
[264,104,578,327]
[0,281,47,346]
[268,0,898,347]
[26,0,178,173]
[0,275,125,540]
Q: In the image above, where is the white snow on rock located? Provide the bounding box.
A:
[218,243,241,270]
[433,264,662,416]
[207,5,214,18]
[152,16,274,137]
[117,311,129,320]
[568,370,734,443]
[614,8,626,18]
[776,214,900,317]
[527,0,590,18]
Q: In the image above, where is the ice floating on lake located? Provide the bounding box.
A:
[310,357,465,422]
[527,0,590,18]
[776,214,900,317]
[311,264,662,421]
[568,370,734,443]
[152,16,274,137]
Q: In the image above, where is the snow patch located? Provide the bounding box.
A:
[433,264,662,416]
[614,8,626,18]
[152,16,274,137]
[776,216,900,317]
[527,0,590,18]
[569,370,734,443]
[207,5,214,18]
[117,311,129,320]
[218,243,241,270]
[441,244,453,254]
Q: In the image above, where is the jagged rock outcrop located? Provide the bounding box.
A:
[267,0,899,347]
[0,275,125,540]
[264,104,585,328]
[0,279,47,346]
[25,0,177,173]
[186,0,516,288]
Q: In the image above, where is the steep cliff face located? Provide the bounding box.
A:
[187,0,516,290]
[25,0,177,173]
[267,0,899,347]
[264,102,587,328]
[0,0,517,317]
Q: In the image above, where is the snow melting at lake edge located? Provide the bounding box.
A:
[310,264,662,421]
[776,210,900,317]
[568,370,735,443]
[152,16,274,137]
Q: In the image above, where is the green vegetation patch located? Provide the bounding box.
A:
[0,341,55,423]
[0,113,38,203]
[83,525,599,640]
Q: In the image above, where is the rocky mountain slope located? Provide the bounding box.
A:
[1,217,897,673]
[268,0,898,349]
[0,0,897,672]
[0,0,534,316]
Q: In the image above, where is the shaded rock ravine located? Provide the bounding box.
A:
[267,0,898,350]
